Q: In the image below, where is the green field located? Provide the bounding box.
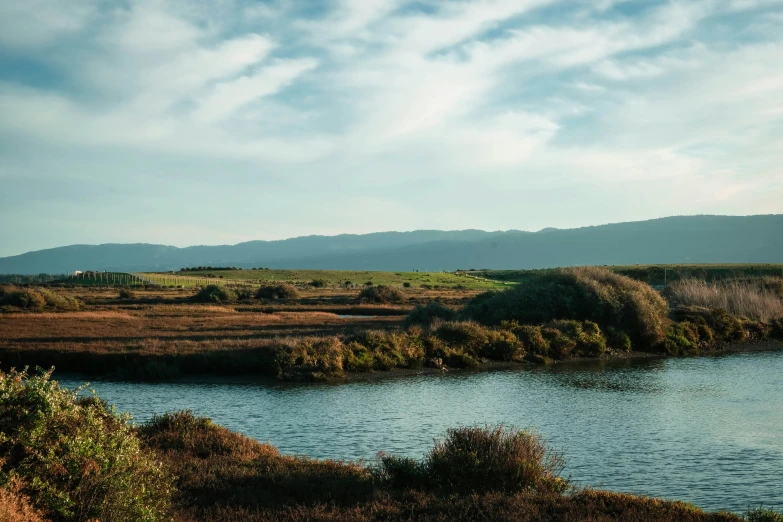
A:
[141,269,508,289]
[475,264,783,287]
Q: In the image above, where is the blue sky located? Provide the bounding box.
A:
[0,0,781,256]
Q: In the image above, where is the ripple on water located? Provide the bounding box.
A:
[57,350,783,513]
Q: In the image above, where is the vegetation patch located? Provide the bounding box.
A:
[0,368,173,521]
[192,284,236,303]
[464,267,669,350]
[255,284,299,300]
[358,285,405,304]
[0,286,80,311]
[667,278,783,322]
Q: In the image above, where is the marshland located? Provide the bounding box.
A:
[1,265,783,521]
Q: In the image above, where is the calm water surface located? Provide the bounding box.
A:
[58,350,783,513]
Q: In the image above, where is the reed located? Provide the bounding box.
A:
[668,279,783,322]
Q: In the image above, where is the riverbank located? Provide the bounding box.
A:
[1,276,782,383]
[141,411,752,522]
[4,366,776,522]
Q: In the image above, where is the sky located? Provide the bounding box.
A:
[0,0,782,257]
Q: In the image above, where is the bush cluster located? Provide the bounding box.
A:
[193,285,236,303]
[358,285,405,304]
[255,284,299,300]
[405,302,459,327]
[0,286,80,310]
[463,268,669,350]
[0,368,173,521]
[379,425,567,494]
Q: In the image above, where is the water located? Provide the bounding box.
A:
[57,350,783,513]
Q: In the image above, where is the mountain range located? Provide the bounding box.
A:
[1,215,781,274]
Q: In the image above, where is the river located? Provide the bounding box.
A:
[57,349,783,513]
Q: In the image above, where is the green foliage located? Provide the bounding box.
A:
[464,267,669,350]
[746,508,783,522]
[309,279,328,288]
[255,284,299,300]
[546,320,607,357]
[0,368,173,521]
[358,285,405,304]
[193,285,236,303]
[658,321,702,355]
[0,287,80,310]
[405,302,459,327]
[380,425,567,495]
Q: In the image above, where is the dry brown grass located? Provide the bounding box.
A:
[138,412,741,522]
[0,483,47,522]
[668,279,783,322]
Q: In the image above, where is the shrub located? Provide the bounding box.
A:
[358,285,404,304]
[433,322,489,354]
[673,306,745,342]
[0,368,173,521]
[746,508,783,522]
[193,284,236,303]
[667,279,783,322]
[546,320,607,357]
[255,284,299,300]
[0,482,47,522]
[405,302,459,327]
[0,287,79,310]
[310,279,327,288]
[235,288,254,300]
[380,425,567,495]
[118,288,135,299]
[464,268,669,350]
[484,329,524,361]
[403,282,412,288]
[657,321,703,355]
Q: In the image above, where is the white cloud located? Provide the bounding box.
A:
[0,0,781,252]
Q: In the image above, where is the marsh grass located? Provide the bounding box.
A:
[668,279,783,322]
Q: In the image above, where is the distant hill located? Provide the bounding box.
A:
[0,215,781,274]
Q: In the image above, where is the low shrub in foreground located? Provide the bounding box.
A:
[380,425,567,495]
[0,482,46,522]
[464,267,669,350]
[118,288,135,299]
[193,284,236,303]
[0,368,173,521]
[255,284,299,300]
[746,508,783,522]
[358,285,405,304]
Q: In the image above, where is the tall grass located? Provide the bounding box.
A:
[668,279,783,322]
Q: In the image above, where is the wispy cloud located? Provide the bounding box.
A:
[0,0,781,254]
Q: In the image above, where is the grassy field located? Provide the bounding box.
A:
[141,269,508,289]
[475,264,783,286]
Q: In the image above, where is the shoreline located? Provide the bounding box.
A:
[47,338,783,386]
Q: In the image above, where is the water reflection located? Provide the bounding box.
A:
[57,350,783,513]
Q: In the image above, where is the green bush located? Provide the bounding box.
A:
[118,288,135,299]
[380,425,567,495]
[0,368,173,521]
[193,285,236,303]
[0,287,79,310]
[464,267,669,350]
[433,322,489,355]
[310,279,327,288]
[746,508,783,522]
[546,320,607,357]
[405,302,459,327]
[255,284,299,300]
[358,285,404,304]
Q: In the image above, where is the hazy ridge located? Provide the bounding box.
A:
[0,215,780,274]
